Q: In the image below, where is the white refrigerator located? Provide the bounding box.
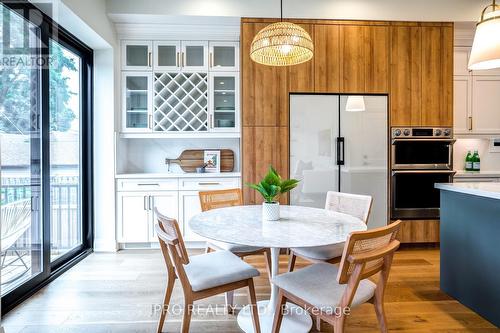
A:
[289,94,388,228]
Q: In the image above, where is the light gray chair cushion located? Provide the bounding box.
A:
[208,240,264,253]
[184,250,260,291]
[291,242,345,261]
[272,263,376,310]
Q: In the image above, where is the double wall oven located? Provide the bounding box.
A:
[391,127,455,219]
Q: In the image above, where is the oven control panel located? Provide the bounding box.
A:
[392,127,452,139]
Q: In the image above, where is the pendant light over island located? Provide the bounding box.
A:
[469,0,500,70]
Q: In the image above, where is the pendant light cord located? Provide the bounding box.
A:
[280,0,283,22]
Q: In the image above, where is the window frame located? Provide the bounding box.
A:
[1,1,94,315]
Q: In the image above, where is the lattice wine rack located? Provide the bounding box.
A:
[153,72,208,132]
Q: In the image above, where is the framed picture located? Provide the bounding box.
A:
[204,150,221,173]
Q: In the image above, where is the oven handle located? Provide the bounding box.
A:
[391,138,456,144]
[392,170,457,175]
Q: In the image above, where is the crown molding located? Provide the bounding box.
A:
[115,23,240,41]
[454,21,476,46]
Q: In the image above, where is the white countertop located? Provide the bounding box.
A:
[435,182,500,200]
[115,172,241,179]
[454,171,500,178]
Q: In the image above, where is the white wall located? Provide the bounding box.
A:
[107,0,489,22]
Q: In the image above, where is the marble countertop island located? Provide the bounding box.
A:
[435,182,500,200]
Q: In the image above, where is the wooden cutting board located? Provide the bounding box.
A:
[166,149,234,173]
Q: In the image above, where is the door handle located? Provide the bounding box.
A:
[182,52,186,67]
[137,183,160,186]
[336,137,345,166]
[198,182,221,186]
[149,196,153,211]
[148,51,152,67]
[468,116,473,131]
[176,52,180,67]
[209,52,213,68]
[143,196,148,210]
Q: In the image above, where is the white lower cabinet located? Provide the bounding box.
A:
[149,191,179,242]
[117,191,150,243]
[117,176,240,245]
[179,191,205,241]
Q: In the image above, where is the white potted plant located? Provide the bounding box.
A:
[246,166,300,221]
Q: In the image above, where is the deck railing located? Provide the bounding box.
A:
[1,175,81,255]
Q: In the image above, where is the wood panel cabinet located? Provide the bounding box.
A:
[340,25,389,93]
[390,25,422,126]
[241,22,288,127]
[242,126,289,204]
[314,24,340,92]
[288,23,315,93]
[390,25,453,127]
[421,26,453,127]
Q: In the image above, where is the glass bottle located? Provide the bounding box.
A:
[472,150,480,172]
[465,151,473,171]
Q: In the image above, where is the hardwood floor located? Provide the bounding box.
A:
[2,247,498,332]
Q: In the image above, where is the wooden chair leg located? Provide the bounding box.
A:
[264,249,272,280]
[315,315,321,331]
[156,273,175,333]
[271,289,287,333]
[333,315,345,333]
[181,301,193,333]
[374,293,388,333]
[247,279,261,333]
[225,290,235,314]
[287,252,297,272]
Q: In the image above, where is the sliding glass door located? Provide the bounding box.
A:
[49,39,83,262]
[1,2,93,313]
[0,5,43,296]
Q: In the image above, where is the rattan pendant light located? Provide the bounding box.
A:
[250,0,314,66]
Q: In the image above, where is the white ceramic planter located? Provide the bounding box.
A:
[262,202,280,221]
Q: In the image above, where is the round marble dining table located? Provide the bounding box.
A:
[189,205,367,333]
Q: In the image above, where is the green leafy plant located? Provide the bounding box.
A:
[246,166,300,203]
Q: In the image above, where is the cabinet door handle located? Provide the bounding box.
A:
[183,52,186,67]
[149,196,153,211]
[468,116,473,131]
[208,114,213,129]
[148,51,152,67]
[198,182,221,186]
[176,52,180,67]
[137,183,160,186]
[143,196,148,210]
[209,52,213,68]
[149,115,153,129]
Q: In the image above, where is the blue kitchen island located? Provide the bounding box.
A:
[435,182,500,327]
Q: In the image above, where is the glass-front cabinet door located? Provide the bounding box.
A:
[122,72,152,132]
[209,42,239,72]
[153,41,181,71]
[181,41,208,72]
[122,40,152,71]
[209,72,239,132]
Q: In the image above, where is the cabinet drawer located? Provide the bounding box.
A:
[179,177,240,190]
[117,179,178,191]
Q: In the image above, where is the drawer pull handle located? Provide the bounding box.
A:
[137,183,160,186]
[198,182,221,186]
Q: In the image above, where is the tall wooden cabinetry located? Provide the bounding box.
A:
[241,19,454,243]
[390,25,453,127]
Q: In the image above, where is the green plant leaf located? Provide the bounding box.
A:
[264,166,281,186]
[280,178,300,193]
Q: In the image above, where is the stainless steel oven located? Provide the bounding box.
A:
[391,127,455,170]
[391,170,456,219]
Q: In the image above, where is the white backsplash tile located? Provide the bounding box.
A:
[116,138,240,174]
[453,138,500,171]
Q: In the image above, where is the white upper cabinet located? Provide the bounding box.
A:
[453,75,472,134]
[121,72,153,133]
[454,47,500,135]
[153,41,181,71]
[209,72,239,132]
[454,47,471,76]
[471,76,500,134]
[209,42,239,72]
[122,40,152,71]
[181,41,209,72]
